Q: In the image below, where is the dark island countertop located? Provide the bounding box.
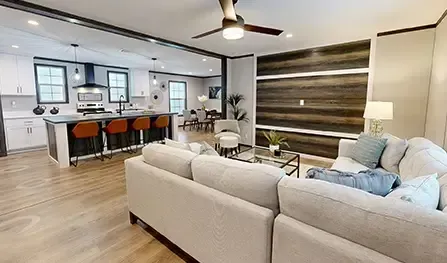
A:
[43,111,178,124]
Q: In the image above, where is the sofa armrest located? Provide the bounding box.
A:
[278,177,447,263]
[338,139,356,157]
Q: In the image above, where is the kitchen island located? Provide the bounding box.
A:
[43,112,178,168]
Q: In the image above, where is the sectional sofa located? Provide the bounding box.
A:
[125,140,447,263]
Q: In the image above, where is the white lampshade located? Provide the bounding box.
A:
[363,101,394,120]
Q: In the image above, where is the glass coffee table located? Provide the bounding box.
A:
[229,146,300,176]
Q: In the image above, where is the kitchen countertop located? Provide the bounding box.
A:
[2,111,81,120]
[43,111,178,124]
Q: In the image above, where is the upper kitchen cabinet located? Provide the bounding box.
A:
[0,54,36,96]
[131,69,150,97]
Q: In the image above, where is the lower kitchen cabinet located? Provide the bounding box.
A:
[5,118,47,151]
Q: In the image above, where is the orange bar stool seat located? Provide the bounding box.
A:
[103,119,131,158]
[70,121,103,167]
[153,115,170,143]
[131,117,151,152]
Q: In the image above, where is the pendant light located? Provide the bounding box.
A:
[70,44,81,84]
[152,58,157,86]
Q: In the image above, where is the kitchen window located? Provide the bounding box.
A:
[35,64,69,104]
[169,81,187,114]
[108,71,129,103]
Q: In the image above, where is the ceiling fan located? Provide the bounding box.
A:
[192,0,283,40]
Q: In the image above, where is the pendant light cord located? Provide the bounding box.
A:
[74,46,78,68]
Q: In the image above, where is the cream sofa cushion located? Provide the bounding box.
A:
[331,157,369,173]
[191,155,285,215]
[165,138,192,151]
[142,143,197,179]
[399,137,447,210]
[380,133,408,174]
[277,177,447,263]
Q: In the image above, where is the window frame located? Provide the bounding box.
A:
[34,63,69,104]
[168,80,187,115]
[107,70,129,103]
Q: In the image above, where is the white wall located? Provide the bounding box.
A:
[148,72,204,113]
[229,56,256,145]
[372,29,435,139]
[425,17,447,148]
[203,76,222,111]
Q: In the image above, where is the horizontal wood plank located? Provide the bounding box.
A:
[256,73,367,133]
[257,40,371,76]
[256,128,346,159]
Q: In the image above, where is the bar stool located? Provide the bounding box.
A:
[70,121,103,167]
[153,115,170,142]
[131,117,151,152]
[103,119,131,159]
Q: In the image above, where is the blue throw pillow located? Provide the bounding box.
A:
[350,133,388,169]
[306,168,401,196]
[386,174,440,209]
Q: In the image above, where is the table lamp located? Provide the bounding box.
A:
[363,101,393,137]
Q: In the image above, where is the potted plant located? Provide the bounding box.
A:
[263,130,290,153]
[197,95,208,110]
[226,93,249,122]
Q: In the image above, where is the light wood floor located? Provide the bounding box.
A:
[0,128,332,263]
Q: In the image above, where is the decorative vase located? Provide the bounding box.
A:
[269,144,279,153]
[274,149,281,157]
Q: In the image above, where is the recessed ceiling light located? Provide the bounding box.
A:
[202,58,207,62]
[68,18,78,23]
[209,69,213,72]
[149,39,156,43]
[161,66,165,69]
[286,33,293,38]
[28,20,39,26]
[11,45,19,49]
[188,72,192,74]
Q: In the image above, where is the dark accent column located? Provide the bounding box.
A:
[221,58,227,119]
[0,98,7,157]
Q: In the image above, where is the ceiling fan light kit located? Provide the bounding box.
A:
[193,0,283,40]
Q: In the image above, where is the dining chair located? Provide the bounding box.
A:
[196,110,212,131]
[182,110,198,130]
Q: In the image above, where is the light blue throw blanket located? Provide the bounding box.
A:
[306,168,402,196]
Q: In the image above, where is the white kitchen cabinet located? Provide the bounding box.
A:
[0,54,36,96]
[28,126,47,148]
[16,56,36,95]
[5,126,30,150]
[131,69,150,97]
[5,118,47,151]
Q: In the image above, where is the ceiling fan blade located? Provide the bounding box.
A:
[244,24,283,36]
[192,28,223,39]
[219,0,237,21]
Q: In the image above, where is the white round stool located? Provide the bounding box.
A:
[219,136,239,158]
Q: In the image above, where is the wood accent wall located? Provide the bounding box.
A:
[256,129,344,159]
[257,73,368,133]
[256,40,371,158]
[257,40,371,76]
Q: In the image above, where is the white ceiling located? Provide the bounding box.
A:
[22,0,447,56]
[0,6,221,77]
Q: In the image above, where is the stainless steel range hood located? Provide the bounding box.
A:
[73,63,109,89]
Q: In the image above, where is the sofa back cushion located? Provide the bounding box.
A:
[399,138,447,210]
[277,177,447,263]
[142,143,197,179]
[191,155,285,215]
[380,133,408,174]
